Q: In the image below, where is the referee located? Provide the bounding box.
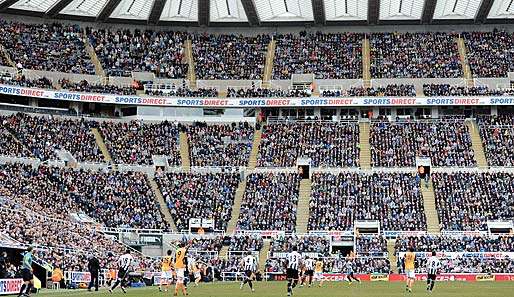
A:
[426,251,440,293]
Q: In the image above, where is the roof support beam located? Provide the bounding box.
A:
[368,0,379,25]
[97,0,122,21]
[0,0,19,11]
[421,0,437,24]
[311,0,326,25]
[475,0,494,23]
[241,0,260,26]
[45,0,74,17]
[198,0,210,26]
[148,0,166,24]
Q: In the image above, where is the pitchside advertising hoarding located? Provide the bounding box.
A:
[2,84,514,107]
[265,274,514,282]
[0,279,23,295]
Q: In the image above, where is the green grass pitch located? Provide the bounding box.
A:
[38,281,514,297]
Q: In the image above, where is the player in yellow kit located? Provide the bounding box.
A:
[159,250,174,292]
[174,243,188,296]
[404,247,416,293]
[314,259,324,287]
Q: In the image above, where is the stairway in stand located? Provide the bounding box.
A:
[148,176,178,232]
[362,36,371,88]
[261,39,276,88]
[226,180,247,234]
[359,121,371,169]
[83,34,106,77]
[91,128,113,164]
[387,239,398,273]
[248,128,262,170]
[465,119,489,168]
[296,179,312,234]
[259,240,271,271]
[456,36,474,87]
[179,132,191,171]
[421,180,441,234]
[0,44,16,68]
[184,40,197,88]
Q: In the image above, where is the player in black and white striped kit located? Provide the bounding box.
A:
[286,246,302,296]
[240,254,257,292]
[109,250,134,294]
[301,257,315,288]
[426,251,440,293]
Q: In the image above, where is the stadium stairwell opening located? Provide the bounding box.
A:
[465,119,489,168]
[179,131,191,171]
[148,175,178,232]
[296,179,312,234]
[421,179,441,234]
[226,180,247,234]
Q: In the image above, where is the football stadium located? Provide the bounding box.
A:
[0,0,514,296]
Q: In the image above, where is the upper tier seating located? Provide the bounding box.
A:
[477,115,514,167]
[464,30,514,77]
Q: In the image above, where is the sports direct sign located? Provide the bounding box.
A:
[2,84,514,107]
[0,279,23,295]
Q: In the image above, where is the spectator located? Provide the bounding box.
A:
[370,32,462,78]
[237,173,301,232]
[322,85,416,97]
[273,31,363,79]
[423,84,514,97]
[258,121,360,167]
[59,79,137,96]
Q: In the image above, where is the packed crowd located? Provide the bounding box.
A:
[0,75,54,89]
[0,21,94,74]
[355,235,388,256]
[464,30,514,77]
[257,122,360,167]
[0,125,29,158]
[265,256,390,274]
[413,256,514,273]
[237,173,301,232]
[477,115,514,166]
[186,122,254,167]
[322,85,416,97]
[273,32,363,79]
[1,113,103,162]
[0,163,169,230]
[227,87,310,98]
[145,86,218,97]
[88,28,188,78]
[155,172,240,231]
[395,234,514,253]
[432,172,514,231]
[309,172,426,231]
[370,120,476,167]
[370,32,462,78]
[423,84,514,96]
[228,235,264,252]
[0,202,145,272]
[269,235,330,256]
[59,79,137,95]
[192,33,270,80]
[99,120,181,165]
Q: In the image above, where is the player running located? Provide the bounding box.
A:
[109,249,134,294]
[426,251,440,293]
[240,253,257,292]
[404,247,416,293]
[302,256,315,288]
[345,257,361,284]
[18,246,34,297]
[286,246,302,296]
[159,250,173,292]
[313,258,324,287]
[174,243,188,296]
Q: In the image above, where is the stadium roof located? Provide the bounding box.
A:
[0,0,513,25]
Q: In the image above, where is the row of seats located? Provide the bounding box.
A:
[3,113,514,168]
[2,21,514,79]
